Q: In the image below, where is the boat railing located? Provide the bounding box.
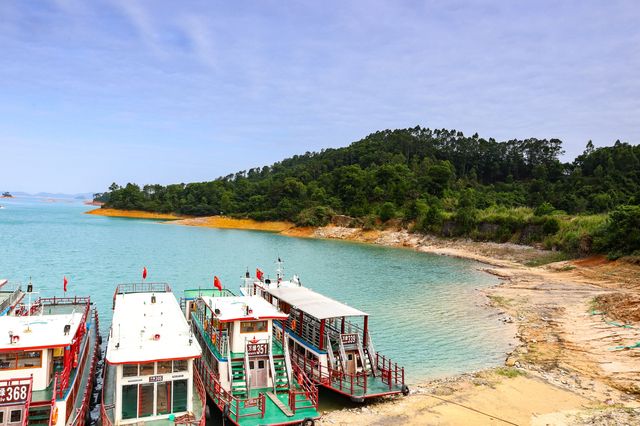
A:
[193,367,207,426]
[289,359,319,414]
[195,358,266,422]
[375,352,405,390]
[67,309,100,426]
[37,296,91,308]
[191,311,229,358]
[113,283,172,307]
[0,282,23,315]
[48,375,57,426]
[52,299,91,399]
[290,350,369,396]
[324,319,364,339]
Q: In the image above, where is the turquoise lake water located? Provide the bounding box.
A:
[0,197,514,383]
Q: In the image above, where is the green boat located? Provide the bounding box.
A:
[182,288,320,425]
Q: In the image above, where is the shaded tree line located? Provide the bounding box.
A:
[98,127,640,256]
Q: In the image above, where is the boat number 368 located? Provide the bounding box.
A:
[0,385,29,403]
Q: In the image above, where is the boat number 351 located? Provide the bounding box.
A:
[0,385,29,403]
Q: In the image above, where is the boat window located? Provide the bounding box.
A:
[139,362,155,376]
[172,380,188,413]
[240,320,267,333]
[0,353,17,370]
[157,382,172,415]
[0,410,4,423]
[138,384,154,418]
[9,410,21,423]
[157,361,172,374]
[17,351,42,368]
[0,351,42,370]
[173,360,188,373]
[122,364,138,377]
[258,360,265,369]
[348,354,353,361]
[121,385,138,419]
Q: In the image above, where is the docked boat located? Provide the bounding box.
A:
[101,283,206,426]
[240,261,409,402]
[0,279,25,316]
[182,287,320,425]
[0,287,100,425]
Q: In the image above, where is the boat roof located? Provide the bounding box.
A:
[262,286,367,320]
[107,291,201,364]
[201,295,288,322]
[0,312,85,351]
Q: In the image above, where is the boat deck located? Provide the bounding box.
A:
[183,288,235,300]
[238,388,318,426]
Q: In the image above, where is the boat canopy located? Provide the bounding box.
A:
[107,291,201,364]
[0,312,84,351]
[264,286,367,320]
[201,295,288,322]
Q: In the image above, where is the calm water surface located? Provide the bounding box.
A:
[0,197,513,382]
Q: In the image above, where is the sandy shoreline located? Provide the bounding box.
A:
[85,208,184,220]
[86,209,640,423]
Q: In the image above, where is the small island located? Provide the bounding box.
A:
[1,191,14,198]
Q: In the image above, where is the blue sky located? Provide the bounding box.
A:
[1,1,639,193]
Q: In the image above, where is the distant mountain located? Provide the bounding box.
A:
[4,192,95,200]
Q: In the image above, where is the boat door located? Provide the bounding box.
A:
[249,358,269,388]
[345,351,357,375]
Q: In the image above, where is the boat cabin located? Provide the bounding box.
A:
[259,284,408,401]
[193,295,288,392]
[103,284,204,426]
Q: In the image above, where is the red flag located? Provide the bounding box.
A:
[142,267,147,280]
[256,268,264,281]
[214,276,223,291]
[63,276,68,292]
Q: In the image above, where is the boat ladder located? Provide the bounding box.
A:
[268,335,277,393]
[337,337,348,373]
[226,337,233,385]
[356,337,369,376]
[326,334,336,371]
[366,333,378,376]
[283,333,293,385]
[244,342,252,397]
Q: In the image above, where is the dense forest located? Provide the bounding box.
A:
[96,127,640,258]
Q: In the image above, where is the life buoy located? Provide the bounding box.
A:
[212,333,216,345]
[51,407,59,425]
[11,335,19,344]
[291,320,297,331]
[73,352,79,368]
[297,372,304,384]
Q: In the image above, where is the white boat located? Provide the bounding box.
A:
[101,283,206,426]
[0,287,100,426]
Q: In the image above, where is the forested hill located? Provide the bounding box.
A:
[97,127,640,257]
